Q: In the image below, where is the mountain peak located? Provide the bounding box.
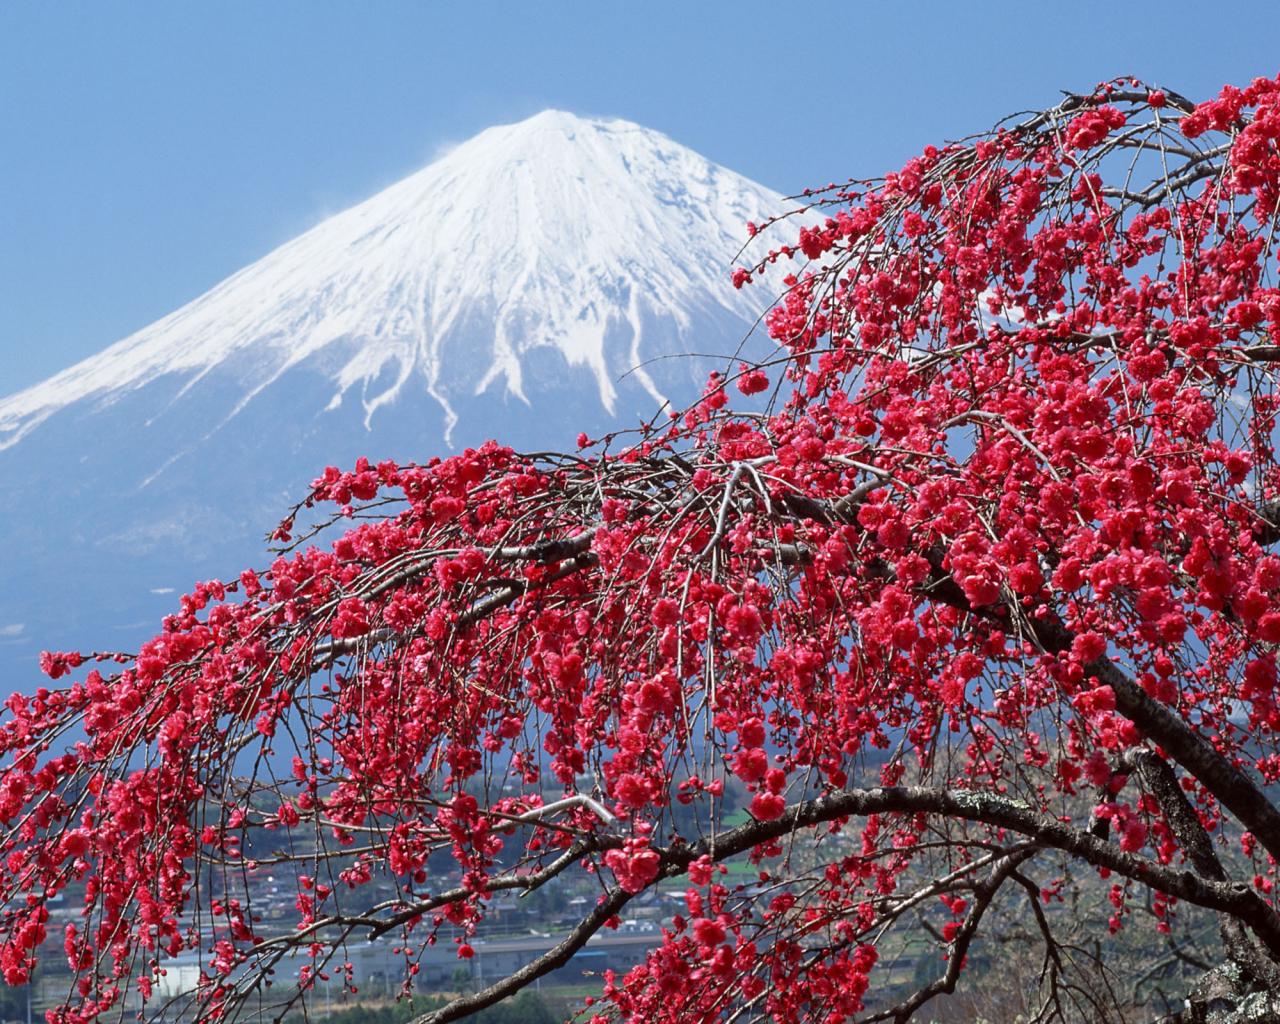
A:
[482,108,639,138]
[0,112,781,451]
[499,108,595,128]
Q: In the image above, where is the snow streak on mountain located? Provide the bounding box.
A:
[0,110,783,684]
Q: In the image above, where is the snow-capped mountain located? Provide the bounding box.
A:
[0,110,782,685]
[1,110,779,454]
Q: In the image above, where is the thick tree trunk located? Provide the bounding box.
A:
[1162,962,1280,1023]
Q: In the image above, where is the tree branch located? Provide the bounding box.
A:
[411,885,634,1024]
[863,847,1038,1023]
[1124,749,1280,988]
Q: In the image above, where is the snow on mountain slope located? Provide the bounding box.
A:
[0,110,781,453]
[0,110,784,686]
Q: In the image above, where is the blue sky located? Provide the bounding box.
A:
[3,1,1279,394]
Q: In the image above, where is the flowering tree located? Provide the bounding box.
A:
[9,74,1280,1024]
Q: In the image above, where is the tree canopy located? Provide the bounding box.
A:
[10,74,1280,1023]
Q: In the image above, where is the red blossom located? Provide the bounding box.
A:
[7,76,1280,1024]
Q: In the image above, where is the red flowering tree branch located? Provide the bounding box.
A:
[11,73,1280,1023]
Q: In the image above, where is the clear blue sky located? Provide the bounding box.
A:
[3,1,1278,394]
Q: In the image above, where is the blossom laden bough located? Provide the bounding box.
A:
[8,74,1280,1022]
